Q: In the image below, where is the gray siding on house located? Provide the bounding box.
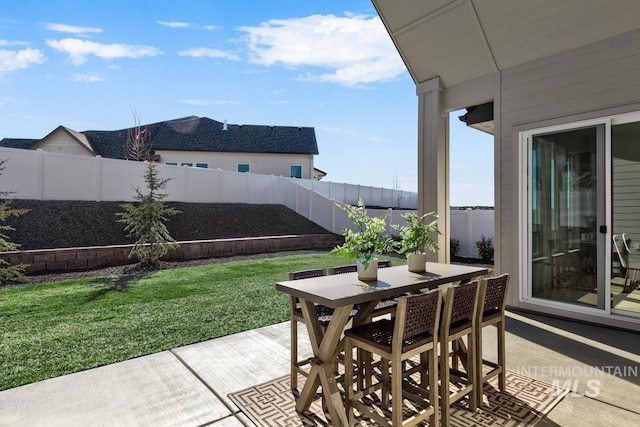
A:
[612,158,640,244]
[497,28,640,306]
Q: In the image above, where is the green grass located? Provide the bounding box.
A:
[0,253,401,391]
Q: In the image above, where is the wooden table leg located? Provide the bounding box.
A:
[295,300,352,426]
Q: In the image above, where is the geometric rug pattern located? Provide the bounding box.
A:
[228,370,569,426]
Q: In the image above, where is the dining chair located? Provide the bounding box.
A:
[288,268,331,390]
[327,261,398,389]
[439,280,480,427]
[344,289,442,427]
[613,235,640,292]
[378,259,392,268]
[622,233,632,253]
[475,273,509,405]
[327,264,357,275]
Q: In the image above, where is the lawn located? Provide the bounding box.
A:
[0,252,401,391]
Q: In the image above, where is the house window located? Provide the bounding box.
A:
[238,164,250,173]
[290,165,302,178]
[165,162,177,166]
[181,162,193,167]
[195,163,208,168]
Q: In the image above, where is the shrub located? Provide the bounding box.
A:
[450,238,460,258]
[0,159,29,284]
[475,235,494,263]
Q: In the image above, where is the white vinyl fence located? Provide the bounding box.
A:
[0,147,493,257]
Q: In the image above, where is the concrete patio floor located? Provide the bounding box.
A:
[1,310,638,426]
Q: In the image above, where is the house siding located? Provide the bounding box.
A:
[498,28,640,309]
[37,129,93,157]
[156,150,314,179]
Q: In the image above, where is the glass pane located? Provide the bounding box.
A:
[611,122,640,315]
[531,127,598,307]
[290,165,302,178]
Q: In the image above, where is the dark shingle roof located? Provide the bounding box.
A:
[83,116,318,159]
[0,138,39,150]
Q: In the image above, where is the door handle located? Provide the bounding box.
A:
[599,225,607,234]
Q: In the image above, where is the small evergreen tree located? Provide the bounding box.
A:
[0,159,29,283]
[116,162,180,270]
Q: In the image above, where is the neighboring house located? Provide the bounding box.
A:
[0,116,321,180]
[373,0,640,331]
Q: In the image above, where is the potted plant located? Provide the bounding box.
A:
[331,198,393,280]
[392,212,439,273]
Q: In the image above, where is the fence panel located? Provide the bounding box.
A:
[100,157,146,201]
[450,209,495,258]
[248,174,276,204]
[308,191,334,231]
[0,147,492,257]
[0,148,39,198]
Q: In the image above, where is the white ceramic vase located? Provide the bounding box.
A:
[407,252,427,273]
[357,257,378,281]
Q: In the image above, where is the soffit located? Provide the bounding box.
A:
[372,0,640,87]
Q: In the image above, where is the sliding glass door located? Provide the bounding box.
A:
[611,120,640,316]
[529,126,605,308]
[525,114,640,318]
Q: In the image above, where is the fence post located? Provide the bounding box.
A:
[95,156,102,202]
[308,187,313,221]
[466,208,474,258]
[36,149,44,200]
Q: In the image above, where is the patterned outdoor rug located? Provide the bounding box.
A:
[228,370,568,426]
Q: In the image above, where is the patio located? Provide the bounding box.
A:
[1,310,638,426]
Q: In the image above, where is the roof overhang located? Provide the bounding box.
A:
[372,0,640,88]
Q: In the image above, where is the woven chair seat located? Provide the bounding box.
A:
[345,318,435,353]
[482,307,503,322]
[448,318,473,336]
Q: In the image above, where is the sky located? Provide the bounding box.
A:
[0,0,494,206]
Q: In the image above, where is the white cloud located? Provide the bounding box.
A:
[0,47,46,73]
[238,14,406,87]
[46,38,162,65]
[73,73,103,82]
[180,99,239,106]
[317,126,359,137]
[0,96,14,106]
[44,23,103,34]
[203,25,219,31]
[178,47,240,61]
[0,39,29,46]
[157,21,191,28]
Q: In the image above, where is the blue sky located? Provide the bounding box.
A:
[0,0,493,206]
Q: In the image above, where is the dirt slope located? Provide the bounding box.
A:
[6,200,332,250]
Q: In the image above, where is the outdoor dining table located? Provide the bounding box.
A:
[275,262,488,426]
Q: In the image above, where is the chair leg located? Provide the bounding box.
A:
[391,357,403,426]
[498,320,506,391]
[475,324,484,406]
[291,318,298,390]
[429,348,439,427]
[467,332,477,412]
[440,342,451,427]
[380,358,391,409]
[344,338,356,425]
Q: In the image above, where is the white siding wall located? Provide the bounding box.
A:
[156,150,314,179]
[612,157,640,245]
[37,129,93,156]
[498,28,640,307]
